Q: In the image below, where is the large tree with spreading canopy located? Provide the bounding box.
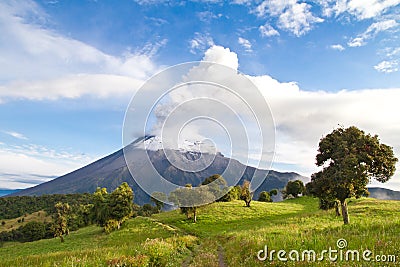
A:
[311,126,397,224]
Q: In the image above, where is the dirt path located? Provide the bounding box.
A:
[218,245,226,267]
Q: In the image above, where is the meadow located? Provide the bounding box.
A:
[0,197,399,266]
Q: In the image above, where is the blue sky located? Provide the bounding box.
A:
[0,0,400,190]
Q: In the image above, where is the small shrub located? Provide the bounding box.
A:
[143,238,175,266]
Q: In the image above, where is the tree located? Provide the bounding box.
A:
[258,191,271,202]
[219,185,241,202]
[303,182,314,196]
[93,183,134,232]
[240,180,253,207]
[75,204,94,227]
[151,191,167,212]
[283,180,305,199]
[137,204,159,217]
[169,184,214,223]
[20,221,46,242]
[309,172,341,216]
[311,126,397,224]
[269,189,278,197]
[93,187,109,226]
[201,174,229,201]
[108,182,134,229]
[53,202,70,242]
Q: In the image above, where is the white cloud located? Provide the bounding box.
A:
[0,74,144,101]
[259,24,280,37]
[375,45,400,73]
[255,0,324,36]
[238,37,253,52]
[345,0,400,20]
[2,131,28,140]
[330,44,345,51]
[231,0,251,4]
[348,19,399,47]
[385,47,400,57]
[348,37,365,47]
[374,60,399,72]
[278,2,324,36]
[202,45,239,70]
[320,0,400,20]
[197,46,400,190]
[196,11,221,23]
[0,143,95,189]
[0,0,159,102]
[133,0,169,5]
[252,75,400,190]
[189,32,215,54]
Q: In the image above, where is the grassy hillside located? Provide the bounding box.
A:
[0,197,399,266]
[0,211,52,232]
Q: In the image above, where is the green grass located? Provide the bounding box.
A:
[0,217,197,267]
[1,197,399,266]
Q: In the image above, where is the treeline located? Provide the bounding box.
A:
[0,193,94,219]
[0,221,54,243]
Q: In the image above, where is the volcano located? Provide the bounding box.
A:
[9,136,307,205]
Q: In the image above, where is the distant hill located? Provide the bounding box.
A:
[8,137,307,205]
[368,187,400,200]
[0,189,20,197]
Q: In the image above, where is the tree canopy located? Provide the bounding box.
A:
[283,180,304,199]
[53,202,70,242]
[169,184,214,223]
[93,182,134,232]
[258,191,272,202]
[240,180,253,207]
[310,126,397,224]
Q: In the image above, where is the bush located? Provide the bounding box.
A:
[258,191,272,202]
[137,204,159,217]
[20,221,46,242]
[143,238,175,266]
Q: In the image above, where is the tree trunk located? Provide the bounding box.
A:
[60,235,64,243]
[335,201,341,216]
[340,200,349,224]
[246,200,251,207]
[193,208,197,223]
